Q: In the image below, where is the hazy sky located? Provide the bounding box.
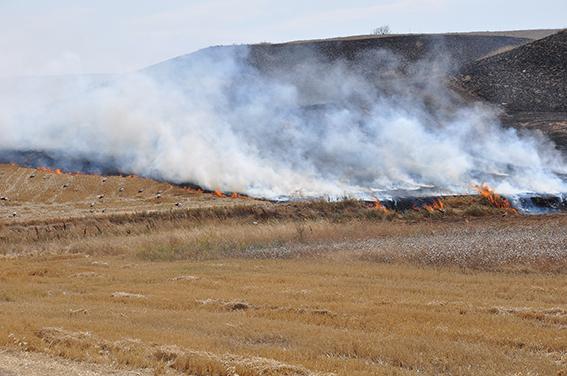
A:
[1,0,565,77]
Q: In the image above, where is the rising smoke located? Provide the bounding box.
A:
[0,45,565,200]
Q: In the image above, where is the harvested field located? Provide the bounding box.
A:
[1,218,566,375]
[0,164,566,375]
[0,164,260,223]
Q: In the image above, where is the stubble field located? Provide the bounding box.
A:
[0,164,566,375]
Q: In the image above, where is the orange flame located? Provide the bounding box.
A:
[474,184,513,209]
[373,198,391,214]
[423,198,444,213]
[37,167,63,175]
[231,192,239,199]
[214,188,224,198]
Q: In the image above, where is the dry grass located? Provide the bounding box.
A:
[1,211,567,375]
[2,203,564,272]
[1,251,566,375]
[0,195,511,254]
[0,163,259,223]
[1,164,566,374]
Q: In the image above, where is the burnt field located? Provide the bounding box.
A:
[1,29,567,375]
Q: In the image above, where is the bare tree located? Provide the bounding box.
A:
[372,25,391,35]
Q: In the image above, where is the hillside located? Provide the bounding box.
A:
[288,29,559,44]
[146,32,536,124]
[0,164,258,223]
[459,29,567,112]
[250,34,530,71]
[152,33,533,81]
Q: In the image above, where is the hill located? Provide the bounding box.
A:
[459,29,567,112]
[152,33,533,81]
[0,164,257,223]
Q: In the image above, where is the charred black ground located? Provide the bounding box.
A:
[459,30,567,112]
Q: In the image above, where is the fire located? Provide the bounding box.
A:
[231,192,239,199]
[214,188,225,198]
[474,184,513,209]
[423,198,445,213]
[373,198,391,214]
[37,167,63,175]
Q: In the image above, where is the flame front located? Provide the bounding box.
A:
[423,198,445,213]
[37,167,63,175]
[373,198,391,214]
[475,184,513,209]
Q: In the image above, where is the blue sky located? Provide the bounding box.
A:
[1,0,565,77]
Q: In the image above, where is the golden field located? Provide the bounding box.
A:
[0,164,566,375]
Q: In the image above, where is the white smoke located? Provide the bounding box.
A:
[0,45,565,200]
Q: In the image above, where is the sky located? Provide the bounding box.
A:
[0,0,565,77]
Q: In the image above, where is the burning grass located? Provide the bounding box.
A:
[0,195,512,247]
[475,183,515,210]
[35,167,63,175]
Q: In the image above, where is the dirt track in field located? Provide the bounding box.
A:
[0,350,156,376]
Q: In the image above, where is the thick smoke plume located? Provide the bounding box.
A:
[0,45,565,200]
